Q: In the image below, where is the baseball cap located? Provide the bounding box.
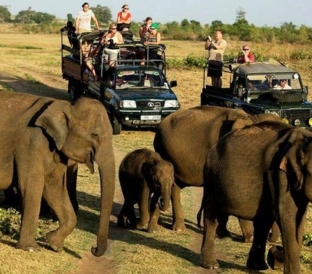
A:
[150,23,159,30]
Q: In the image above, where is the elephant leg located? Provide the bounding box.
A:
[148,194,162,233]
[216,214,231,238]
[66,160,79,212]
[43,172,77,252]
[171,183,185,232]
[117,203,136,229]
[239,219,254,243]
[16,179,44,251]
[275,202,308,274]
[267,221,280,242]
[201,196,219,269]
[246,215,272,270]
[136,185,150,230]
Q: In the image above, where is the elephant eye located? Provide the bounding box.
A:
[91,132,99,140]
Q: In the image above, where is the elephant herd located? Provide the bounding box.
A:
[1,91,311,273]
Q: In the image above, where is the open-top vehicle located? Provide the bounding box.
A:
[61,29,179,134]
[201,59,312,130]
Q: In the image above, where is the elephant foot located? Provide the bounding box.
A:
[267,246,284,270]
[172,219,186,232]
[117,213,135,229]
[16,240,40,252]
[246,257,268,270]
[148,224,159,233]
[136,220,148,230]
[46,231,64,252]
[201,259,220,270]
[243,235,254,243]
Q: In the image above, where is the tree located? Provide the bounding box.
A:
[0,5,11,23]
[236,7,246,21]
[92,5,112,26]
[14,7,35,24]
[31,12,55,24]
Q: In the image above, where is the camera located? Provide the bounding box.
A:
[206,36,212,42]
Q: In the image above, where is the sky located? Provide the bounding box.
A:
[1,0,312,27]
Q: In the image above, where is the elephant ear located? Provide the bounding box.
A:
[35,101,72,150]
[231,117,253,130]
[141,160,157,190]
[279,139,306,190]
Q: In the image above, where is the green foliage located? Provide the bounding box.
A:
[0,5,11,23]
[0,208,20,239]
[303,233,312,247]
[92,5,112,26]
[0,208,57,242]
[184,54,206,67]
[3,5,312,43]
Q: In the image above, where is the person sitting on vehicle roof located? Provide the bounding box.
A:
[117,4,132,31]
[101,23,124,66]
[237,45,256,63]
[139,17,153,41]
[273,79,292,90]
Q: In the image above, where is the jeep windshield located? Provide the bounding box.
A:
[115,69,168,90]
[243,73,302,93]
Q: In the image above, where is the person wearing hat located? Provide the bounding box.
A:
[143,23,161,46]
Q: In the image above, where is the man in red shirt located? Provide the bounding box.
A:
[237,45,256,63]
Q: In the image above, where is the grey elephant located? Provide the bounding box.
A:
[201,121,312,273]
[117,148,174,233]
[0,91,115,256]
[153,105,282,239]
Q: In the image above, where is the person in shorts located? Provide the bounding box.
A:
[205,30,227,87]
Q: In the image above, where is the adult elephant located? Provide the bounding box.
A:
[117,148,174,233]
[3,159,79,214]
[0,91,115,257]
[201,121,312,273]
[153,105,281,236]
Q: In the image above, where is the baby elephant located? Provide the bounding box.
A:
[117,148,174,233]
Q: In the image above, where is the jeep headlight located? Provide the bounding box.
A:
[164,100,179,108]
[120,100,137,108]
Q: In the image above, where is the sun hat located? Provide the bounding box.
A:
[150,23,159,30]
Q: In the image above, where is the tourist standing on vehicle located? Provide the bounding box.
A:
[101,23,124,66]
[205,30,227,88]
[237,45,256,63]
[117,4,132,31]
[139,17,153,41]
[75,2,99,34]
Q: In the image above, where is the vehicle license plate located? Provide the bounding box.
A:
[141,115,161,120]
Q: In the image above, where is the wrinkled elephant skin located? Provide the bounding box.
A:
[154,105,281,235]
[118,148,174,233]
[202,121,312,274]
[0,91,115,256]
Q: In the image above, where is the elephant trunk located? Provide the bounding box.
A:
[91,146,115,257]
[159,182,171,211]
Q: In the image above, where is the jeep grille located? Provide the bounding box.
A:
[280,109,311,126]
[137,101,164,109]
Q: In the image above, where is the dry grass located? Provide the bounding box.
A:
[0,30,312,274]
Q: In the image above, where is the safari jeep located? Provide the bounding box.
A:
[60,30,179,135]
[200,60,312,130]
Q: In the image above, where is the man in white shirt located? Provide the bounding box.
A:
[75,2,99,33]
[273,79,292,90]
